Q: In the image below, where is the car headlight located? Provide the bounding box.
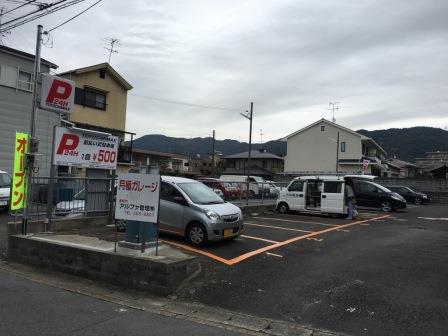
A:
[422,195,428,199]
[205,209,221,221]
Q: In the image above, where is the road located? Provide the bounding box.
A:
[0,268,244,336]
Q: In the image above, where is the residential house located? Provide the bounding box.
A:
[0,45,58,176]
[188,154,221,175]
[284,119,387,176]
[132,148,189,173]
[414,151,448,172]
[221,149,284,180]
[386,158,419,178]
[59,63,134,174]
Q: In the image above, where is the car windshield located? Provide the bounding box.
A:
[371,182,391,193]
[252,176,265,183]
[177,182,225,205]
[74,189,85,200]
[0,173,11,188]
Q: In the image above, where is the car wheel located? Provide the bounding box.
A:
[187,222,208,246]
[277,202,289,214]
[414,198,422,205]
[380,201,392,212]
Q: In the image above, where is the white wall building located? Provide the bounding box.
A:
[284,119,387,176]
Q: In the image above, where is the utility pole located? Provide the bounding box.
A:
[22,24,43,235]
[329,102,339,123]
[241,102,253,206]
[259,129,264,145]
[336,131,340,174]
[103,37,120,63]
[211,129,215,176]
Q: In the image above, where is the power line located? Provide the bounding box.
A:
[1,0,39,16]
[45,0,102,33]
[0,0,86,33]
[130,92,242,112]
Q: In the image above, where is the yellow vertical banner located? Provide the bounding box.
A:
[11,132,29,211]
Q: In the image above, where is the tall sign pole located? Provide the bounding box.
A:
[22,25,43,235]
[211,129,215,176]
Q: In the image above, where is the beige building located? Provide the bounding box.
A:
[284,119,387,176]
[59,63,134,173]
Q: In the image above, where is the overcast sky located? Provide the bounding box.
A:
[4,0,448,142]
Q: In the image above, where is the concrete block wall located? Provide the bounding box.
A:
[8,236,200,296]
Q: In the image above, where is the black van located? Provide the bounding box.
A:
[348,179,407,212]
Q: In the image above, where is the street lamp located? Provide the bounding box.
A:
[240,102,253,206]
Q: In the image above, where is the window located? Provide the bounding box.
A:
[324,181,342,193]
[288,180,304,192]
[262,160,267,168]
[358,182,378,193]
[99,69,106,79]
[320,125,325,131]
[160,182,184,202]
[341,142,346,152]
[0,64,18,88]
[74,87,107,110]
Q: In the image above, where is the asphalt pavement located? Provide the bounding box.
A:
[172,205,448,336]
[0,269,244,336]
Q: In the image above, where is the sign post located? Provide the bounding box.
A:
[115,170,160,253]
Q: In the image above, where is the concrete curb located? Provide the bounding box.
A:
[0,260,350,336]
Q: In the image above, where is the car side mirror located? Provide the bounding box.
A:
[173,196,188,206]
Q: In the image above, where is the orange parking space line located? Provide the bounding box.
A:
[252,216,339,227]
[245,222,313,233]
[227,215,390,265]
[160,239,232,265]
[240,235,279,244]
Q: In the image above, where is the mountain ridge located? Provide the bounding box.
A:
[130,126,448,162]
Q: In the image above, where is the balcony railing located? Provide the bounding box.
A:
[17,80,33,92]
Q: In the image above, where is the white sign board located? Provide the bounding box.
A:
[53,126,119,169]
[115,173,160,222]
[40,74,75,114]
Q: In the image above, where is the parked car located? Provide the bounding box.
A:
[0,170,11,211]
[198,178,241,200]
[265,180,281,198]
[348,178,407,212]
[55,176,244,246]
[387,186,430,205]
[220,175,270,198]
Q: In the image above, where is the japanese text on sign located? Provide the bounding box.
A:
[11,132,29,210]
[115,173,160,223]
[53,126,119,169]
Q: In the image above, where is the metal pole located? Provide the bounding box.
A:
[22,25,42,235]
[246,102,253,206]
[211,130,215,177]
[336,131,340,174]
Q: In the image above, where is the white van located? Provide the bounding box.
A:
[276,175,375,216]
[219,175,270,197]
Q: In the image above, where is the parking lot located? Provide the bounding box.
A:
[167,205,448,336]
[162,210,388,266]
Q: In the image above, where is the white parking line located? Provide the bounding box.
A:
[240,235,279,244]
[252,216,339,227]
[265,252,283,258]
[245,222,313,233]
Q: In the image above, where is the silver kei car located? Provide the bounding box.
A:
[160,176,243,246]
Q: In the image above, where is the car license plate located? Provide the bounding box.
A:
[223,228,233,238]
[0,201,7,206]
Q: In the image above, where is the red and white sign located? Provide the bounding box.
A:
[40,74,75,114]
[115,173,160,222]
[362,159,370,170]
[53,126,119,169]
